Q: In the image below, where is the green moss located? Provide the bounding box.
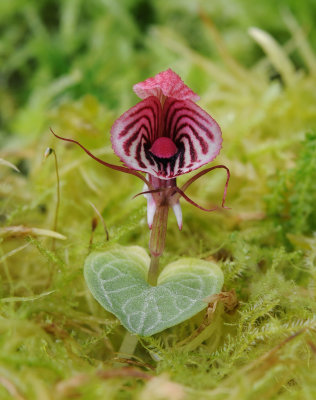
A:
[1,1,316,399]
[266,132,316,240]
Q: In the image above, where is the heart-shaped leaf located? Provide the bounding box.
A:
[84,246,223,336]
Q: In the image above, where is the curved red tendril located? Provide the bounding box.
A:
[179,164,230,208]
[173,187,219,212]
[132,188,165,199]
[50,128,152,189]
[170,165,230,211]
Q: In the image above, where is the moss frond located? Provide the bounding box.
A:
[1,2,316,399]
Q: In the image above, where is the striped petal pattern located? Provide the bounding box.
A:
[111,95,222,179]
[161,98,222,177]
[111,96,162,171]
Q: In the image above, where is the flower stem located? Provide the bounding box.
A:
[119,331,138,356]
[148,255,160,286]
[44,147,60,251]
[52,150,60,247]
[148,205,169,286]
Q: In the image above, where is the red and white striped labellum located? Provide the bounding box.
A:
[51,70,229,233]
[111,71,222,180]
[111,69,223,229]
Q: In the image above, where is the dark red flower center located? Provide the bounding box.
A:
[150,137,178,159]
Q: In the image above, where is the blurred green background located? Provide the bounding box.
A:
[1,0,316,144]
[1,1,316,399]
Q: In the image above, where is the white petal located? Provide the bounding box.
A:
[147,194,157,229]
[172,202,183,230]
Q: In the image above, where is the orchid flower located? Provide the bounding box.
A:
[51,69,229,285]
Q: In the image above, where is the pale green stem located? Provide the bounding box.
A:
[179,303,223,352]
[52,150,60,250]
[44,148,61,251]
[148,255,160,286]
[119,331,139,357]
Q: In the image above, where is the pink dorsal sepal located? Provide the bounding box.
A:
[133,69,200,102]
[150,137,178,159]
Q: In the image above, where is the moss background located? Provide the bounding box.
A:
[1,0,316,399]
